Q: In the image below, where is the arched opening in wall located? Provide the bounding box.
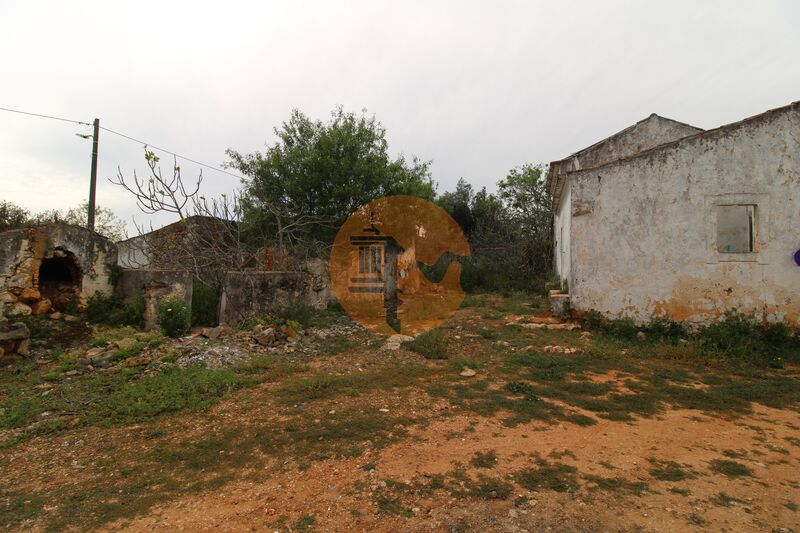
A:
[38,255,82,311]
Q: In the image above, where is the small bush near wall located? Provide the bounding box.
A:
[191,281,219,327]
[698,313,798,361]
[86,292,120,324]
[584,311,800,365]
[85,292,145,328]
[157,297,190,338]
[121,296,146,329]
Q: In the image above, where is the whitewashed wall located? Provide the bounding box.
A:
[568,104,800,325]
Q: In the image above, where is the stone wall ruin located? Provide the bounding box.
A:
[0,223,118,316]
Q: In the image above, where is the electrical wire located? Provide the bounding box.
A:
[0,105,247,181]
[0,106,92,126]
[99,126,246,181]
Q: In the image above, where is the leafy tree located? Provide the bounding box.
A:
[31,202,127,241]
[0,201,29,232]
[437,178,476,235]
[497,163,552,276]
[437,164,552,293]
[227,107,436,249]
[0,201,125,241]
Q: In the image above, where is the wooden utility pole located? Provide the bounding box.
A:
[87,118,99,231]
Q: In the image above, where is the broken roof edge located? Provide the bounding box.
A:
[561,113,703,162]
[564,99,800,179]
[545,113,704,200]
[0,220,113,240]
[115,214,234,245]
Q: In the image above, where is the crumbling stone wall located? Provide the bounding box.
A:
[0,223,117,316]
[116,269,193,330]
[218,271,304,325]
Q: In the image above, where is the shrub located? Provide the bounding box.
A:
[121,295,146,328]
[94,366,250,423]
[85,291,144,328]
[404,329,448,359]
[191,281,219,327]
[85,291,121,324]
[157,297,190,338]
[698,312,799,362]
[584,309,799,365]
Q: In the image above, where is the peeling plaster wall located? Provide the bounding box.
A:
[116,269,193,330]
[559,115,704,175]
[568,104,800,325]
[550,115,702,282]
[0,223,117,305]
[553,177,572,283]
[218,271,304,325]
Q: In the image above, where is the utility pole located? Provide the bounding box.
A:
[87,118,99,231]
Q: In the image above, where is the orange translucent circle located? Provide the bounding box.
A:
[329,195,470,336]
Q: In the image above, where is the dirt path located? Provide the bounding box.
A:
[110,405,800,532]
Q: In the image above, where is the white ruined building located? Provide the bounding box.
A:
[547,100,800,326]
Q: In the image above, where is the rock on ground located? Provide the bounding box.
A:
[383,334,415,350]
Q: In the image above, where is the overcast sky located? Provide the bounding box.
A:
[1,0,798,233]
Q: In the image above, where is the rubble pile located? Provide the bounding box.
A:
[250,322,299,347]
[0,318,30,360]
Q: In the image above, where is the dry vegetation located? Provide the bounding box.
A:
[1,293,799,532]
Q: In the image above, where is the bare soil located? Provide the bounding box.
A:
[2,297,799,532]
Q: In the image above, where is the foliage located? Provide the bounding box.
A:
[698,312,799,361]
[85,292,145,328]
[227,107,437,250]
[191,281,219,327]
[0,201,126,240]
[585,310,800,365]
[403,329,449,359]
[121,296,146,329]
[0,201,29,232]
[85,292,122,324]
[156,297,190,338]
[34,202,127,241]
[97,367,250,422]
[436,165,552,293]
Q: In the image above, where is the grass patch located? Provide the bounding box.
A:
[648,458,696,482]
[583,474,648,495]
[260,409,417,461]
[293,514,316,530]
[708,459,753,478]
[375,495,412,517]
[316,335,359,356]
[463,474,513,499]
[709,491,746,507]
[469,450,499,469]
[585,311,800,366]
[277,363,427,404]
[0,365,251,434]
[93,367,252,423]
[404,329,448,359]
[514,457,579,493]
[478,327,498,340]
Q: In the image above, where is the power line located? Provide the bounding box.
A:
[99,126,246,181]
[0,106,92,126]
[0,105,247,182]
